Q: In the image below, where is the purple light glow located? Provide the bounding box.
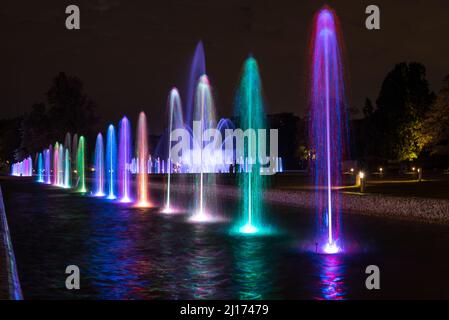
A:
[309,6,349,253]
[118,116,133,203]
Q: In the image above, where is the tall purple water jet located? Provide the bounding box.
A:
[186,41,206,128]
[58,143,64,187]
[48,145,53,184]
[118,116,132,203]
[106,125,118,200]
[53,142,59,185]
[94,133,105,197]
[44,148,51,184]
[309,6,349,254]
[64,132,72,156]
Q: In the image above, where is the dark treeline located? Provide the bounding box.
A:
[357,62,449,170]
[1,63,449,173]
[0,72,99,172]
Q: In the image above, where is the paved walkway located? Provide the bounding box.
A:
[0,185,22,300]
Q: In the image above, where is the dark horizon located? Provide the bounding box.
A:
[1,0,449,134]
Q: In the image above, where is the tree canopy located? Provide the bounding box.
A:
[365,62,435,162]
[17,72,98,159]
[421,76,449,155]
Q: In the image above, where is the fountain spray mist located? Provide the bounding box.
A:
[309,6,349,254]
[94,133,105,196]
[136,112,151,207]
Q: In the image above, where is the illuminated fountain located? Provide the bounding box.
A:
[45,147,51,184]
[12,156,32,177]
[233,57,268,235]
[53,142,59,185]
[37,152,44,183]
[64,148,71,188]
[72,134,78,168]
[309,7,349,254]
[12,156,33,177]
[135,112,151,207]
[106,125,118,200]
[189,75,219,223]
[77,136,87,193]
[58,143,64,187]
[94,133,105,197]
[162,88,184,214]
[185,41,206,127]
[64,133,72,156]
[118,116,132,203]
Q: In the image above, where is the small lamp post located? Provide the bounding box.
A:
[359,171,365,193]
[379,167,384,177]
[418,168,422,182]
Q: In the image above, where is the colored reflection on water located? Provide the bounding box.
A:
[315,254,347,300]
[232,237,278,300]
[6,178,449,299]
[184,225,229,299]
[87,204,151,299]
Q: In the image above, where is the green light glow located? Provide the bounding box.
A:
[234,57,268,235]
[77,136,86,193]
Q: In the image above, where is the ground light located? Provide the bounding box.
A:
[359,171,366,193]
[323,241,340,254]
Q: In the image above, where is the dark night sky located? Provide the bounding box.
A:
[1,0,449,133]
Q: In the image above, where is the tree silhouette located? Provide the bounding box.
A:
[366,62,435,161]
[15,72,99,160]
[46,72,98,141]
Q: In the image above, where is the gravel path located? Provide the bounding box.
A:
[152,182,449,224]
